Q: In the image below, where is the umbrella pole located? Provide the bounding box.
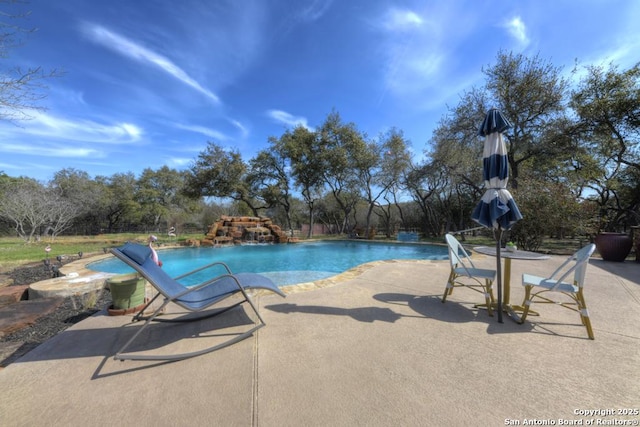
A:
[495,227,503,323]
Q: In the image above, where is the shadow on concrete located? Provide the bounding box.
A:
[374,292,544,336]
[9,306,258,377]
[589,258,640,286]
[264,302,404,323]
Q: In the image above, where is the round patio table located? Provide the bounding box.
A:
[472,246,550,319]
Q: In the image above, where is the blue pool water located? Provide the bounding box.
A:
[88,240,448,286]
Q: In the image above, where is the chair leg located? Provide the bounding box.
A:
[484,279,494,317]
[442,272,455,303]
[518,286,533,324]
[487,281,496,304]
[576,290,594,340]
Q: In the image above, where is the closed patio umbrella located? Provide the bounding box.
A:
[471,108,522,322]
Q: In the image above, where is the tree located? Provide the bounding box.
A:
[185,142,267,216]
[431,51,571,188]
[484,51,571,189]
[509,179,584,250]
[49,168,103,234]
[44,191,80,240]
[136,166,191,231]
[429,89,488,193]
[96,173,139,233]
[0,0,60,122]
[0,177,48,241]
[249,144,295,235]
[427,51,574,239]
[360,128,412,239]
[317,111,367,234]
[570,62,640,231]
[403,161,449,236]
[280,126,325,238]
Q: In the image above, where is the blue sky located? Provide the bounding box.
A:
[1,0,639,182]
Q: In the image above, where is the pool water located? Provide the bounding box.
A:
[88,240,448,286]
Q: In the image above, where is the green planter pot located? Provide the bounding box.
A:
[107,273,146,310]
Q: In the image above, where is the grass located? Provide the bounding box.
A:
[0,233,203,272]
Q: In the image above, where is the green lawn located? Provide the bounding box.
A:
[0,233,202,272]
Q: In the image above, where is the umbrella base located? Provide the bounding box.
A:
[475,302,539,321]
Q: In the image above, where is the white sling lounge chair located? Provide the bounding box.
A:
[110,242,285,361]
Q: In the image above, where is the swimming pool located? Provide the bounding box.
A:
[88,240,448,286]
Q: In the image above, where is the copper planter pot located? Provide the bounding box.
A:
[595,232,633,262]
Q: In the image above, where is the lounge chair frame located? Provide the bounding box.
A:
[110,243,285,361]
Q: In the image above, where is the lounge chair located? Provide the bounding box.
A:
[442,233,496,316]
[518,243,596,339]
[110,242,286,361]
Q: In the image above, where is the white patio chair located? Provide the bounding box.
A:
[442,233,496,316]
[518,244,596,339]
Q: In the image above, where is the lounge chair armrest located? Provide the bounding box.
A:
[173,261,233,281]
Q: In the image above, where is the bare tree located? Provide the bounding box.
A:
[0,178,49,241]
[44,192,80,241]
[0,0,60,122]
[0,178,82,241]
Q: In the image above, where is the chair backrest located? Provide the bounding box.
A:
[547,243,596,290]
[111,243,186,299]
[445,234,475,273]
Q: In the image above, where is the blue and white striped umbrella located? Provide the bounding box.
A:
[471,108,522,322]
[471,109,522,230]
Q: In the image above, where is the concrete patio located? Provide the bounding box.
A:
[0,252,638,426]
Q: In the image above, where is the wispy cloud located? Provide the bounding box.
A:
[166,157,193,168]
[0,111,144,162]
[80,22,221,105]
[0,112,143,144]
[0,160,59,175]
[0,142,100,158]
[266,110,313,130]
[504,16,529,46]
[298,0,334,22]
[229,119,250,139]
[49,86,87,106]
[382,8,424,32]
[174,123,229,141]
[376,7,447,103]
[590,38,640,69]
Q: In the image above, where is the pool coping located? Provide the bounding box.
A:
[277,258,442,294]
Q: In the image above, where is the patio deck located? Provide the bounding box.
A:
[0,253,638,426]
